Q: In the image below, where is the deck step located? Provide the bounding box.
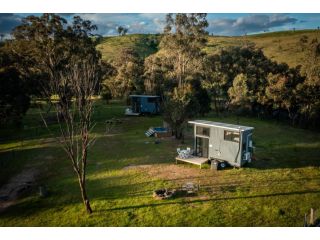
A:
[145,129,155,137]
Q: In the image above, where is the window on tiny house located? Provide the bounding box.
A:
[147,97,157,103]
[196,126,210,137]
[224,130,240,142]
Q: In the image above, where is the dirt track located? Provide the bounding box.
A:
[0,167,39,212]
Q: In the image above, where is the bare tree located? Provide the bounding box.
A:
[41,57,100,214]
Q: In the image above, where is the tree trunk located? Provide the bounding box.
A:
[180,132,185,144]
[174,127,184,142]
[213,95,219,116]
[80,136,92,214]
[78,177,92,214]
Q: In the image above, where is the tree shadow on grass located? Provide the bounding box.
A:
[88,173,320,201]
[1,167,320,225]
[101,189,320,212]
[0,144,66,187]
[0,195,80,224]
[0,173,153,222]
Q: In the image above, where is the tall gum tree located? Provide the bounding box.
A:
[12,14,103,214]
[146,13,209,139]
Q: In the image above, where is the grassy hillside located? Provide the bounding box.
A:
[206,30,320,68]
[98,30,320,68]
[249,30,320,67]
[97,34,160,62]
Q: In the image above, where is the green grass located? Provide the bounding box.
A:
[0,101,320,226]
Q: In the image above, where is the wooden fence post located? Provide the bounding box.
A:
[310,208,314,226]
[304,213,308,226]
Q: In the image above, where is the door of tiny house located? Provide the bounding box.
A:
[196,137,209,158]
[194,125,210,158]
[131,97,141,113]
[241,130,253,163]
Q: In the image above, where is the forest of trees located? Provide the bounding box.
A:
[103,14,320,135]
[1,13,320,133]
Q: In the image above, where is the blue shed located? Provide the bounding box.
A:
[125,95,160,115]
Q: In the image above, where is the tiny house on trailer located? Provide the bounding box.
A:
[125,95,160,116]
[188,120,254,168]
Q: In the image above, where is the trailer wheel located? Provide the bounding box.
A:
[219,162,227,169]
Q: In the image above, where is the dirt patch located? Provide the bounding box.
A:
[123,163,213,182]
[0,167,40,212]
[133,164,219,192]
[123,164,153,170]
[128,163,244,198]
[147,164,210,181]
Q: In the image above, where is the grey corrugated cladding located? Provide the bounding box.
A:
[189,120,254,167]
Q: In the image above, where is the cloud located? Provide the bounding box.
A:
[56,13,75,17]
[208,14,298,36]
[75,13,166,36]
[0,13,311,38]
[0,14,22,35]
[151,17,166,32]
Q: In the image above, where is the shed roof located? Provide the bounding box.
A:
[129,95,160,98]
[188,120,254,131]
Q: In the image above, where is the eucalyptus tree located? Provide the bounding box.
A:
[262,66,304,124]
[117,26,124,36]
[12,14,103,214]
[11,14,101,97]
[297,37,320,127]
[150,13,209,139]
[143,52,175,98]
[228,73,251,109]
[201,54,228,115]
[103,48,144,99]
[122,28,128,36]
[117,26,128,36]
[160,13,208,89]
[0,44,30,126]
[11,14,69,96]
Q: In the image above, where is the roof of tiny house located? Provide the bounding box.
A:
[188,120,254,131]
[129,95,160,98]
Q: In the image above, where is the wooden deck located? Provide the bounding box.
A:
[175,156,209,169]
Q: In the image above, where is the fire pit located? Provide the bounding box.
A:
[153,188,176,200]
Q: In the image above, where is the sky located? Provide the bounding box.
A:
[1,13,320,38]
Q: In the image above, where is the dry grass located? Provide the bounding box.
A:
[97,30,320,69]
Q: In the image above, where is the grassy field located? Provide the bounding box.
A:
[0,100,319,226]
[98,30,320,68]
